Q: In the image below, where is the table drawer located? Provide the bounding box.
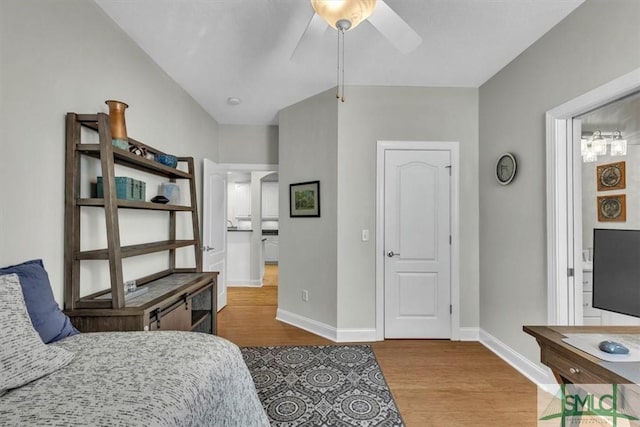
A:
[543,346,609,384]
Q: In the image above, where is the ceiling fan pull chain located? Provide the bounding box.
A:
[341,27,345,103]
[336,27,341,100]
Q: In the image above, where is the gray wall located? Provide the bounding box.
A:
[279,86,479,331]
[336,87,479,329]
[0,0,219,305]
[279,89,339,326]
[479,0,640,364]
[219,124,278,165]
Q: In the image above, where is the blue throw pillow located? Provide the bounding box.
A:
[0,259,79,343]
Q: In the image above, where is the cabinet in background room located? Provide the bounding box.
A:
[228,182,251,219]
[582,268,602,325]
[261,181,279,219]
[264,235,279,263]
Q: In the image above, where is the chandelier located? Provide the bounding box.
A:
[581,130,627,163]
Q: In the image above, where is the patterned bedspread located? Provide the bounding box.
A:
[0,331,269,426]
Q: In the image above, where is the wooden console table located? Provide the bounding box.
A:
[526,326,640,422]
[524,325,640,385]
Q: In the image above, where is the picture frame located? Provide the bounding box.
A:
[596,161,625,192]
[289,181,320,217]
[597,194,626,222]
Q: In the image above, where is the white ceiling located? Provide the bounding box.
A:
[95,0,584,125]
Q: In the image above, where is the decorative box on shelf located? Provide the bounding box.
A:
[96,176,146,201]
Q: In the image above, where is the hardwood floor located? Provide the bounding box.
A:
[218,264,538,426]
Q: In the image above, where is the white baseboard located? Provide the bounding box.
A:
[336,328,378,342]
[276,309,337,341]
[227,280,262,287]
[276,309,378,343]
[479,328,558,394]
[459,327,479,341]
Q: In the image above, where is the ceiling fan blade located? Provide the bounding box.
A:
[290,12,328,61]
[367,0,422,54]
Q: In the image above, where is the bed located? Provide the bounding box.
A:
[0,270,269,426]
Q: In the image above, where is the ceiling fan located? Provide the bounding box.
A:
[291,0,423,59]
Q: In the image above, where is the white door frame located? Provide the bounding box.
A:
[546,68,640,325]
[208,163,278,287]
[215,163,279,173]
[202,159,229,311]
[375,140,460,340]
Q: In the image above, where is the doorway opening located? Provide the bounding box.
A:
[202,161,278,311]
[226,170,278,287]
[546,68,640,325]
[574,92,640,326]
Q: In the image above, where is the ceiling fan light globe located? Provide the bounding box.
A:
[310,0,377,30]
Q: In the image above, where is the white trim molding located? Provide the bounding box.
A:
[227,281,263,287]
[277,308,337,341]
[375,140,461,341]
[546,68,640,325]
[546,112,573,325]
[479,329,557,394]
[215,163,279,172]
[336,328,378,342]
[276,309,379,342]
[459,327,479,341]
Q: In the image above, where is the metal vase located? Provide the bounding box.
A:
[105,100,129,144]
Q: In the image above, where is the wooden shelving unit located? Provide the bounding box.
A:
[63,112,216,334]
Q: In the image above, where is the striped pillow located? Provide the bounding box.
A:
[0,274,75,396]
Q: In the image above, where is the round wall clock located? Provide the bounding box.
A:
[496,153,517,185]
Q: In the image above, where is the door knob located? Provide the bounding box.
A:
[387,250,400,257]
[202,246,215,252]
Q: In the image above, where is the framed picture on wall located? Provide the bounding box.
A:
[290,181,320,217]
[597,194,626,222]
[596,161,625,192]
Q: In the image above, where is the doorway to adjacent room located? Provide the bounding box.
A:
[546,68,640,326]
[202,161,279,311]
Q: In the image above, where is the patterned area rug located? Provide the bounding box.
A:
[240,345,404,426]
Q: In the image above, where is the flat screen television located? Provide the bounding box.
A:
[592,228,640,318]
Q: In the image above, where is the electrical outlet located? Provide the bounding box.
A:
[302,290,309,302]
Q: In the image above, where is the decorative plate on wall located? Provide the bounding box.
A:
[496,153,517,185]
[597,194,626,222]
[596,161,626,192]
